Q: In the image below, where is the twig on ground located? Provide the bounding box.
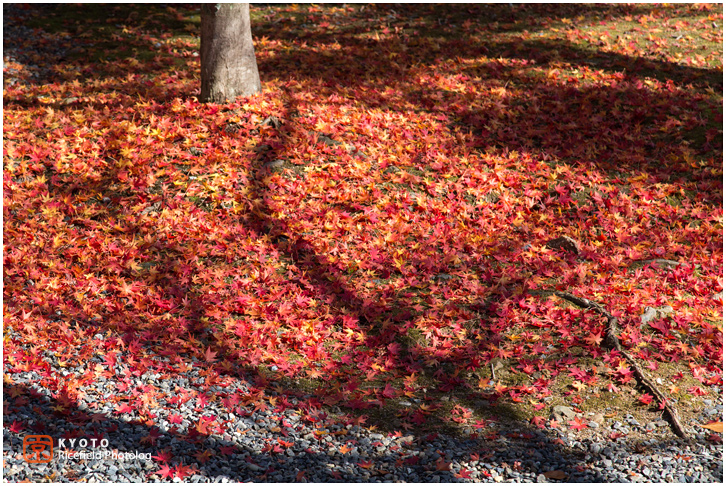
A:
[530,289,690,440]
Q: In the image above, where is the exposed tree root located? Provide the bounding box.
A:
[530,289,690,440]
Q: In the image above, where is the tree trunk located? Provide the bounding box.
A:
[200,3,261,103]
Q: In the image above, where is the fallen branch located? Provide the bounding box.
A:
[531,289,690,440]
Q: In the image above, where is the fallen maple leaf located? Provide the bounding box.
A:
[89,413,107,424]
[584,331,603,347]
[173,464,197,480]
[140,427,162,446]
[700,422,723,433]
[7,420,24,433]
[219,445,236,455]
[194,449,213,464]
[435,457,452,471]
[167,413,183,424]
[148,464,174,480]
[568,417,588,431]
[531,415,546,428]
[381,382,397,398]
[115,403,135,415]
[203,347,218,363]
[638,393,654,405]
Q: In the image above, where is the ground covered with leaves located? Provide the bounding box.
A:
[3,3,723,482]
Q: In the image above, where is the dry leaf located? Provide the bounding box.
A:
[543,470,567,479]
[700,422,723,433]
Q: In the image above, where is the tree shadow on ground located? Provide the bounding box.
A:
[8,381,716,482]
[3,3,195,87]
[253,7,721,179]
[256,4,722,88]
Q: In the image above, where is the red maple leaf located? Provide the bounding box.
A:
[152,449,173,463]
[173,463,197,480]
[607,383,620,393]
[140,427,163,446]
[531,415,546,428]
[219,445,236,456]
[649,320,670,335]
[381,382,397,399]
[203,347,218,363]
[568,417,588,431]
[167,413,183,424]
[115,403,135,415]
[612,360,634,384]
[148,464,174,480]
[7,420,24,433]
[638,393,654,405]
[196,394,210,409]
[404,455,420,465]
[584,331,603,347]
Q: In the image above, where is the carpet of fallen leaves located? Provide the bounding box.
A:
[4,3,723,448]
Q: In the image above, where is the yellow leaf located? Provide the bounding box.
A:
[700,422,723,433]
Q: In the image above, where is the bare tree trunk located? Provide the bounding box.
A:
[200,3,261,103]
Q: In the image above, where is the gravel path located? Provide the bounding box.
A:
[3,5,723,483]
[3,343,723,483]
